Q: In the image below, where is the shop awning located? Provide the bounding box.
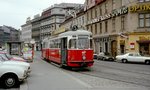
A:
[137,40,150,43]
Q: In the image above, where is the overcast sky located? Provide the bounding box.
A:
[0,0,84,29]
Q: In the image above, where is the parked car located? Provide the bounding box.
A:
[0,57,28,88]
[0,55,31,75]
[0,52,26,62]
[116,52,150,64]
[93,54,97,59]
[97,52,114,61]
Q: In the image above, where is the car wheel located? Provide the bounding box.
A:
[59,62,64,68]
[109,58,114,61]
[102,57,106,61]
[145,60,150,65]
[122,59,127,63]
[1,74,19,88]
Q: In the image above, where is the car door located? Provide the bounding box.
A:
[127,53,142,62]
[127,53,134,62]
[134,53,144,62]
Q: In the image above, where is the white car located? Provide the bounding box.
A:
[116,52,150,64]
[0,55,31,75]
[0,57,28,88]
[0,52,26,62]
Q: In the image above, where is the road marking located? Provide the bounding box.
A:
[61,70,92,88]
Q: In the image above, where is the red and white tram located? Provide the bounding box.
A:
[42,29,94,67]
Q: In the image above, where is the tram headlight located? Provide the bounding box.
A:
[82,56,86,60]
[82,51,86,60]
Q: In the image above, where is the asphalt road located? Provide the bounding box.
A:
[2,51,150,90]
[75,60,150,87]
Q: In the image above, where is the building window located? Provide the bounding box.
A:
[105,21,108,32]
[91,25,93,33]
[121,16,125,31]
[95,23,97,34]
[99,6,102,16]
[87,12,89,21]
[100,22,102,34]
[91,9,93,19]
[139,13,150,28]
[82,16,84,25]
[95,7,98,18]
[112,18,115,32]
[105,2,108,13]
[112,0,115,10]
[139,0,150,2]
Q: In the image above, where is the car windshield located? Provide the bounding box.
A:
[5,53,13,59]
[0,54,9,61]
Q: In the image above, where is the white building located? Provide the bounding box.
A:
[40,3,83,40]
[21,17,32,44]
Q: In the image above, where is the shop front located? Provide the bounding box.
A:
[93,36,110,54]
[118,32,150,55]
[94,35,117,56]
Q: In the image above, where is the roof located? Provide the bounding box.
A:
[59,29,92,37]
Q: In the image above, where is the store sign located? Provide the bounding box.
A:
[130,43,135,49]
[100,14,112,21]
[139,36,150,40]
[112,6,128,17]
[87,6,128,25]
[129,4,150,12]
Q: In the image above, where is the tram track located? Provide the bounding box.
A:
[79,71,150,87]
[94,61,150,76]
[64,61,150,88]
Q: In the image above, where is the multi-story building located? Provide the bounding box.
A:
[0,25,19,47]
[84,0,150,56]
[40,3,83,40]
[21,17,32,44]
[31,14,41,51]
[59,6,86,32]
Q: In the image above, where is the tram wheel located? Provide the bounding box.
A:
[59,63,64,68]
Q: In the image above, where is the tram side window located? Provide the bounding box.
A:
[69,39,76,49]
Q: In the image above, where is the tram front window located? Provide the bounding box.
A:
[78,39,89,49]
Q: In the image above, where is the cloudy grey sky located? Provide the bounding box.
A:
[0,0,84,29]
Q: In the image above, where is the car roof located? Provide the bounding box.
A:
[0,51,6,54]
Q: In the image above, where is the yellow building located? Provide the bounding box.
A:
[84,0,150,56]
[117,32,150,56]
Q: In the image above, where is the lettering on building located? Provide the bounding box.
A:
[87,6,128,25]
[139,36,150,41]
[129,4,150,12]
[112,6,128,17]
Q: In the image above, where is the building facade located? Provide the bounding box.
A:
[0,25,19,47]
[40,3,83,40]
[59,6,86,33]
[84,0,150,56]
[40,3,83,49]
[21,17,32,44]
[31,14,41,51]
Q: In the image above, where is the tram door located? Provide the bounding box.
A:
[61,38,67,65]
